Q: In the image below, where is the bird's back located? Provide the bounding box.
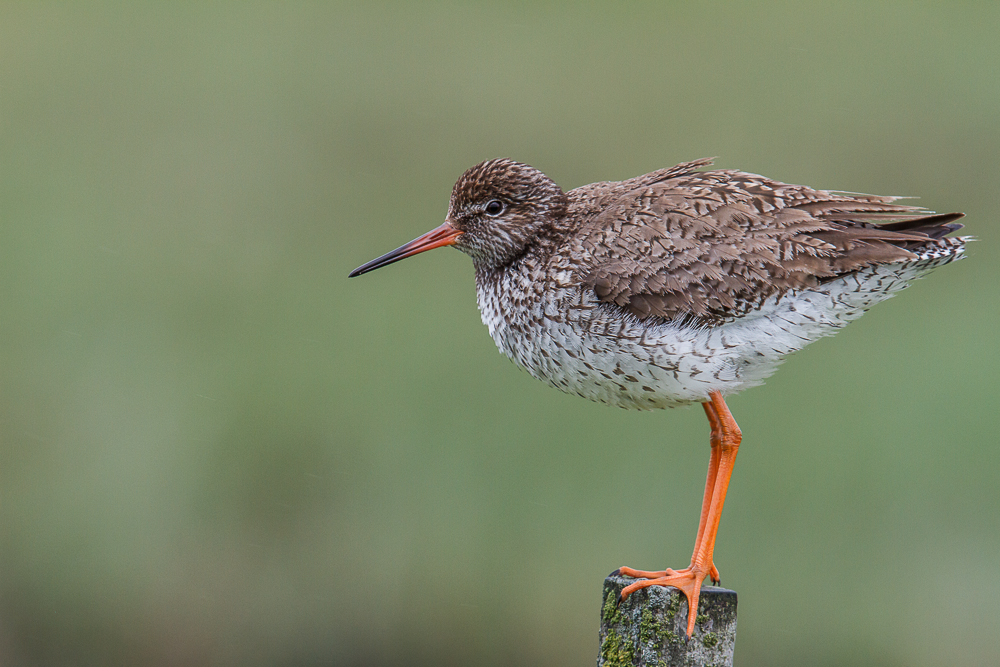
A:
[567,159,965,326]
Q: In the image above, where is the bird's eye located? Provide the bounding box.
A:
[484,200,505,216]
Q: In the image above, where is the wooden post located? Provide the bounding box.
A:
[598,573,737,667]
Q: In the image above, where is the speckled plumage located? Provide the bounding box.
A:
[441,158,967,409]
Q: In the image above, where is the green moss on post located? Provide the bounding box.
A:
[598,573,737,667]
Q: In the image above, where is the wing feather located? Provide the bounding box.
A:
[573,162,964,325]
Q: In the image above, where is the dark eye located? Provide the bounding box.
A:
[484,199,505,216]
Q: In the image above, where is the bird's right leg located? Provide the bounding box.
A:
[614,390,741,636]
[617,398,724,582]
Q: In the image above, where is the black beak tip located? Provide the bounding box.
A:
[348,258,385,278]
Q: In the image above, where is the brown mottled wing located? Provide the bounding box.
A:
[575,161,963,325]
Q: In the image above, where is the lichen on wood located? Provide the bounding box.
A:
[598,573,737,667]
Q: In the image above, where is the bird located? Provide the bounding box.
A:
[349,157,967,636]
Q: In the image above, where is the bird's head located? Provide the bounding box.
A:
[349,159,567,277]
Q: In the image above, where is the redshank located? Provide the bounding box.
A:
[349,158,967,636]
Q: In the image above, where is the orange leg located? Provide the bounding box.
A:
[618,401,722,583]
[615,390,742,637]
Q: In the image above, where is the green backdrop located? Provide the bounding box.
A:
[2,3,998,665]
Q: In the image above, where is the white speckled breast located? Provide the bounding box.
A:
[476,248,963,410]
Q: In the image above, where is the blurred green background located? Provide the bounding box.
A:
[2,2,998,665]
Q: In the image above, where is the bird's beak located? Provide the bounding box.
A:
[349,222,463,277]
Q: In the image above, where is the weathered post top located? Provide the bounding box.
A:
[599,574,737,667]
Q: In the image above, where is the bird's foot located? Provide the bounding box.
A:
[615,563,720,585]
[613,563,719,637]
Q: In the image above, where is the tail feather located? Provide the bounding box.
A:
[876,211,965,239]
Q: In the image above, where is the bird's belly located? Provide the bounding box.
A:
[477,261,935,410]
[497,315,722,409]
